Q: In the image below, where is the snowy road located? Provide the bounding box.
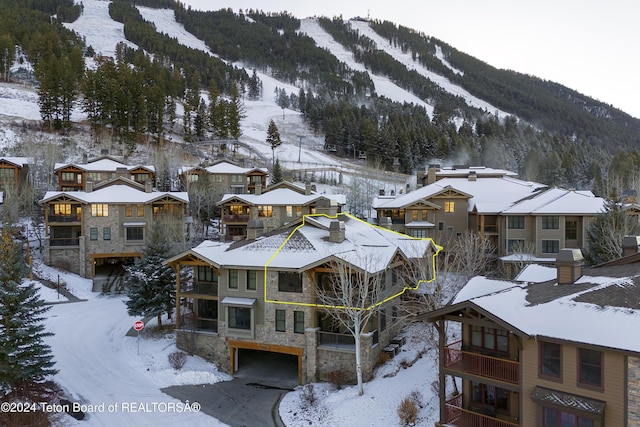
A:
[45,296,227,426]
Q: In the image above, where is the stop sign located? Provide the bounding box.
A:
[134,320,144,331]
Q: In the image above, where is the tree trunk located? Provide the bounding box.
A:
[354,319,364,396]
[157,314,162,328]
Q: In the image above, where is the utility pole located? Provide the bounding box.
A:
[297,135,304,163]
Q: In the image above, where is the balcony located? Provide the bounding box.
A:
[444,341,519,385]
[48,214,81,223]
[180,281,218,296]
[49,238,80,247]
[318,330,378,350]
[445,395,519,427]
[223,214,250,223]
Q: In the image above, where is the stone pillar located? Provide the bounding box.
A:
[628,356,640,426]
[305,327,320,383]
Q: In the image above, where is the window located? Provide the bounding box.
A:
[246,270,257,291]
[566,220,578,240]
[542,240,560,254]
[543,407,595,427]
[471,382,509,412]
[508,216,525,229]
[411,210,418,221]
[228,307,251,330]
[258,206,273,217]
[438,222,444,231]
[90,227,98,240]
[471,326,508,353]
[412,229,426,238]
[294,311,304,334]
[286,206,293,217]
[103,227,111,240]
[542,216,559,229]
[228,270,239,289]
[540,341,561,379]
[136,204,144,217]
[197,266,217,283]
[380,309,387,332]
[126,227,144,242]
[275,309,286,332]
[213,174,223,183]
[54,203,72,215]
[278,272,302,293]
[444,201,455,213]
[578,348,602,388]
[125,205,133,217]
[91,204,109,217]
[61,172,81,183]
[296,206,302,217]
[507,239,526,253]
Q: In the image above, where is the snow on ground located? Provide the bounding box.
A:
[63,0,138,58]
[349,20,510,118]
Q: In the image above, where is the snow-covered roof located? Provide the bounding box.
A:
[373,176,546,213]
[431,166,518,179]
[218,188,344,206]
[178,160,267,176]
[0,156,33,167]
[41,185,188,204]
[169,214,439,274]
[54,158,155,173]
[503,188,605,215]
[436,260,640,354]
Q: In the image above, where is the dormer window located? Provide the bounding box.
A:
[444,201,455,213]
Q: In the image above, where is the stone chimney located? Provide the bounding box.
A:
[305,181,311,195]
[316,198,338,216]
[468,171,477,181]
[329,220,345,243]
[378,216,392,228]
[622,236,640,256]
[254,183,262,195]
[247,220,264,239]
[427,165,440,185]
[82,153,88,164]
[115,167,128,179]
[556,248,584,285]
[145,179,153,193]
[85,180,93,192]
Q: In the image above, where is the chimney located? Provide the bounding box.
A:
[427,165,440,185]
[468,171,477,181]
[145,179,153,193]
[305,181,311,195]
[622,235,640,256]
[85,180,93,192]
[379,189,385,196]
[247,220,264,239]
[82,153,88,164]
[115,167,128,179]
[254,183,262,195]
[556,248,584,285]
[329,220,345,243]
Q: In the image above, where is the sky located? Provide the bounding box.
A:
[180,0,640,119]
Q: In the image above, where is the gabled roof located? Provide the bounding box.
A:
[166,213,439,274]
[0,156,33,167]
[503,188,605,215]
[178,160,267,176]
[427,259,640,354]
[218,187,344,207]
[54,156,155,173]
[41,185,188,204]
[373,176,545,213]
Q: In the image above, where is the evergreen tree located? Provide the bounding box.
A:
[266,119,282,168]
[125,219,184,327]
[0,222,57,397]
[272,158,283,184]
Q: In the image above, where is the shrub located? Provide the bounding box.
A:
[397,397,418,426]
[327,370,347,390]
[168,351,188,370]
[300,384,317,409]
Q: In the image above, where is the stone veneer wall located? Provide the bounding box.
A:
[176,330,229,371]
[629,356,640,426]
[317,333,375,383]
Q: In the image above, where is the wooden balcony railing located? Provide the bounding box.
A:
[445,341,519,385]
[445,395,519,427]
[180,282,218,296]
[318,330,379,349]
[223,214,250,223]
[48,214,81,223]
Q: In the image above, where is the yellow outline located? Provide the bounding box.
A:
[263,213,442,310]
